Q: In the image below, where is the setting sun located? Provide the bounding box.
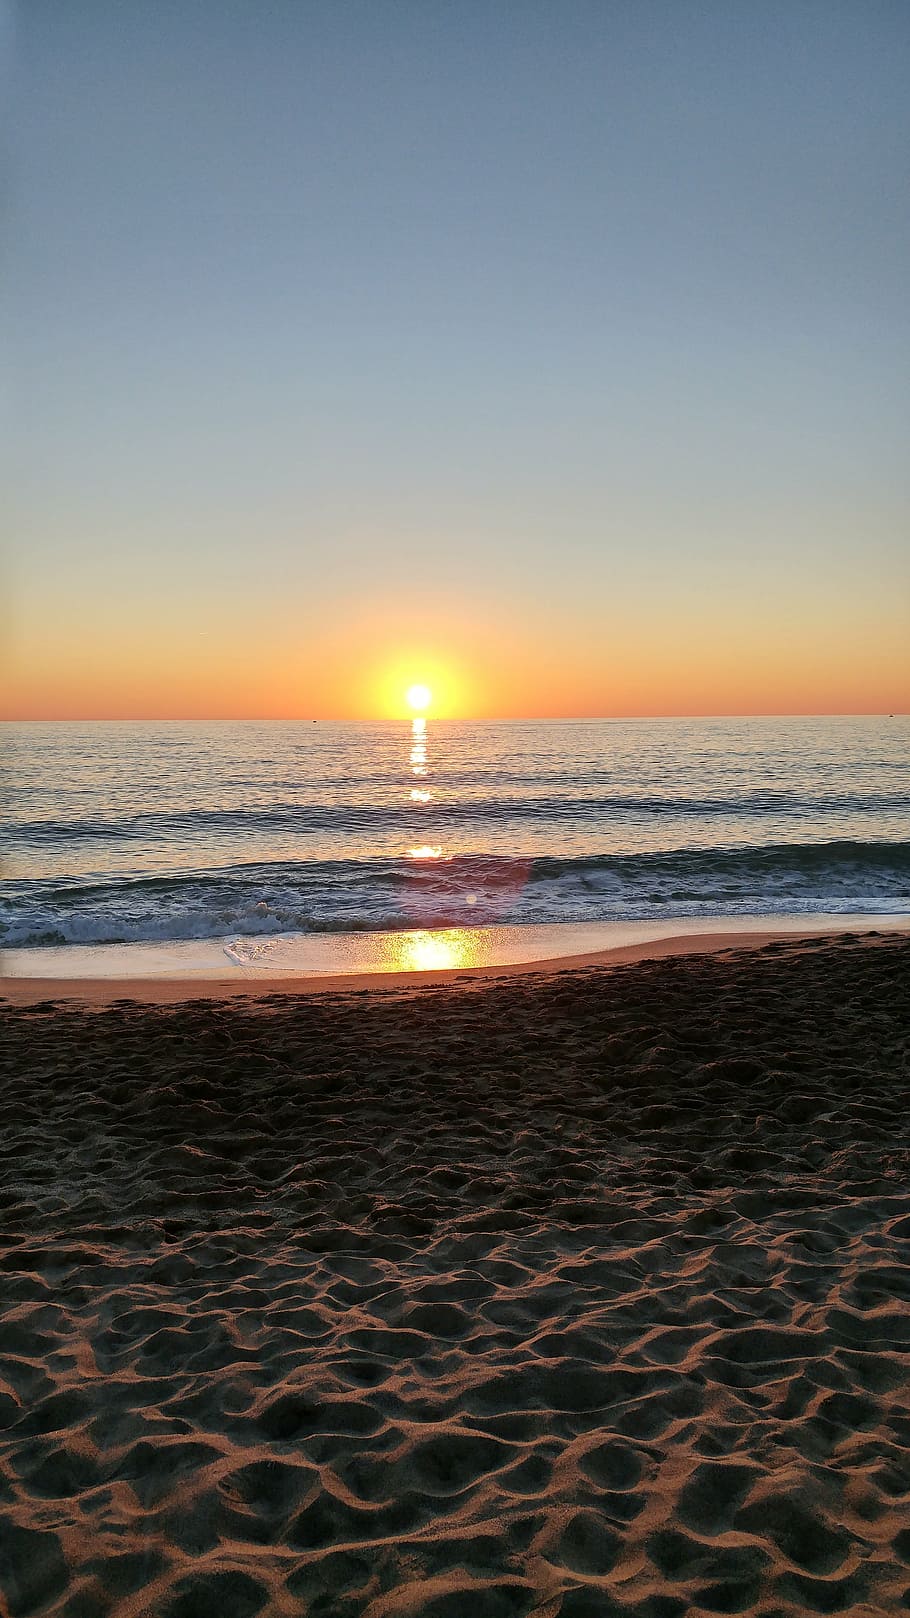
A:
[406,683,432,712]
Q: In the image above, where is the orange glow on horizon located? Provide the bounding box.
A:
[3,593,908,720]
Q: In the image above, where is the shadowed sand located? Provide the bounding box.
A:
[0,933,909,1616]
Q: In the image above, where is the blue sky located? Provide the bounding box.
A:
[7,1,909,715]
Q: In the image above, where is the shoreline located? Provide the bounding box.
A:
[2,917,907,1004]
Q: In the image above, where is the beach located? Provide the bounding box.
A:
[1,930,908,1616]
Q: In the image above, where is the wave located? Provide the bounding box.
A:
[2,840,908,949]
[8,790,910,846]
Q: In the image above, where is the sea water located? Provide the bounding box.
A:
[2,716,908,971]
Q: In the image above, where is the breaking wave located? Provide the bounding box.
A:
[3,840,908,949]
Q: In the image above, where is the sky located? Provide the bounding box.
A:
[4,0,909,719]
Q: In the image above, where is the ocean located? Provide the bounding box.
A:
[2,716,908,973]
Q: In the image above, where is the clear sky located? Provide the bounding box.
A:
[5,0,909,719]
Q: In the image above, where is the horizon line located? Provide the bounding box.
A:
[1,710,905,725]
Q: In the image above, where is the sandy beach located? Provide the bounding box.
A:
[1,931,909,1616]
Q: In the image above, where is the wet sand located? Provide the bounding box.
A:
[0,932,908,1616]
[4,919,909,1005]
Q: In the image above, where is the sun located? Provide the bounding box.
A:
[371,657,462,718]
[406,683,432,712]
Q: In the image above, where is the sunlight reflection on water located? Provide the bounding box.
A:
[399,719,537,920]
[405,718,441,860]
[409,714,429,775]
